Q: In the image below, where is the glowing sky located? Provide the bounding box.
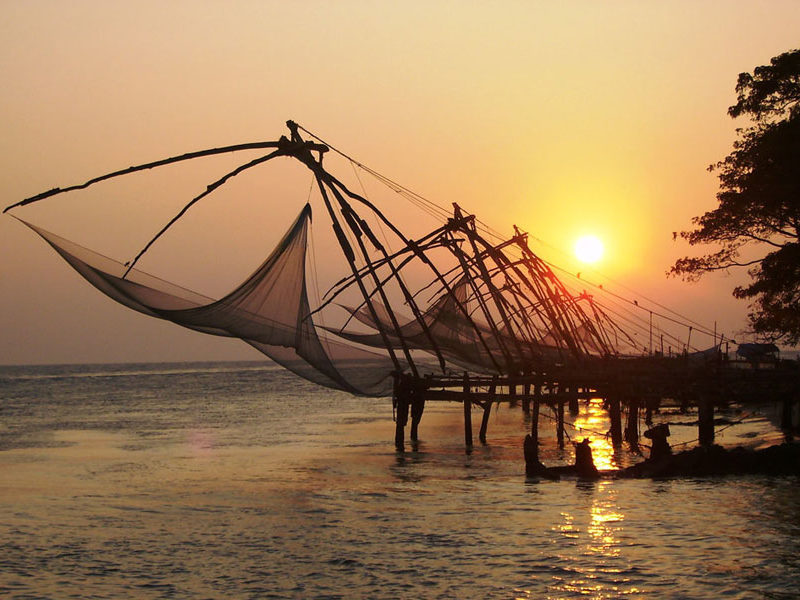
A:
[2,1,799,364]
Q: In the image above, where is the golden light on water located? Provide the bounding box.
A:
[588,487,624,557]
[572,397,617,471]
[550,483,631,598]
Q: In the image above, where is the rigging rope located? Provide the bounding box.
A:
[296,122,730,352]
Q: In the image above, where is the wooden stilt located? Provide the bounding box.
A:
[698,394,715,446]
[508,381,517,408]
[410,394,425,443]
[531,383,541,447]
[625,398,640,447]
[524,381,550,477]
[463,373,473,449]
[479,380,497,444]
[556,399,565,450]
[522,382,531,413]
[568,386,579,415]
[609,395,623,447]
[395,395,409,452]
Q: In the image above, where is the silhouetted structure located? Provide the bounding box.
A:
[6,121,798,474]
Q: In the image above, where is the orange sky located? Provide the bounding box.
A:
[2,1,800,364]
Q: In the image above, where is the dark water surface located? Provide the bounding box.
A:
[1,362,798,599]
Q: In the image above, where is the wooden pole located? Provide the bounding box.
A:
[644,394,653,425]
[326,184,419,377]
[448,230,516,367]
[609,395,623,447]
[3,139,290,214]
[409,385,425,444]
[531,382,541,452]
[458,213,529,361]
[625,397,640,447]
[463,373,473,449]
[310,142,506,373]
[479,379,497,444]
[394,380,409,452]
[522,382,531,413]
[568,385,579,415]
[556,396,565,450]
[315,176,403,374]
[698,394,715,446]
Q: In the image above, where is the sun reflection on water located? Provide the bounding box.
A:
[572,397,617,471]
[587,484,624,557]
[545,481,637,598]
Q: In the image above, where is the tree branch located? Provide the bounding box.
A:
[741,232,786,248]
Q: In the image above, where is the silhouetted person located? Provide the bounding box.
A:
[574,438,599,479]
[644,424,672,462]
[524,434,557,479]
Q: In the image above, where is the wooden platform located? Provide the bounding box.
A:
[391,356,800,453]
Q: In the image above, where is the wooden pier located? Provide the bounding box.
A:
[392,355,800,456]
[8,121,796,476]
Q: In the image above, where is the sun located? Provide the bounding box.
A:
[574,235,604,264]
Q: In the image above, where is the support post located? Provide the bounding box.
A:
[524,381,552,478]
[625,398,640,447]
[479,379,497,444]
[556,398,565,450]
[522,382,531,413]
[531,382,541,448]
[394,392,409,452]
[463,373,473,450]
[698,394,715,447]
[410,388,425,444]
[609,395,623,447]
[568,385,579,415]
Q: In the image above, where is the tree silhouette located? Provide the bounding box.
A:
[671,49,800,344]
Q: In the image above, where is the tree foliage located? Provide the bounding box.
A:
[671,49,800,343]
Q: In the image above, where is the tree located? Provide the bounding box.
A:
[671,48,800,344]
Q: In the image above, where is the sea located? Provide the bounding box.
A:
[1,361,798,599]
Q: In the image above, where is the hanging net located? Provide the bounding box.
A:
[16,206,397,396]
[7,123,713,402]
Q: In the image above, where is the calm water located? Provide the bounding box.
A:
[1,362,798,599]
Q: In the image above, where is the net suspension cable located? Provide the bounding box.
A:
[297,123,729,351]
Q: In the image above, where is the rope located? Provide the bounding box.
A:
[295,123,731,351]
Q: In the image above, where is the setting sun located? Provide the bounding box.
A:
[575,235,604,264]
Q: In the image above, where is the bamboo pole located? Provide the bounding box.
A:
[698,394,715,446]
[568,385,579,415]
[328,186,448,372]
[447,228,516,370]
[3,140,291,214]
[625,397,640,447]
[394,375,410,452]
[324,183,419,376]
[314,175,403,374]
[609,394,623,447]
[123,149,285,276]
[479,378,497,445]
[531,382,542,450]
[556,395,565,450]
[463,373,473,449]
